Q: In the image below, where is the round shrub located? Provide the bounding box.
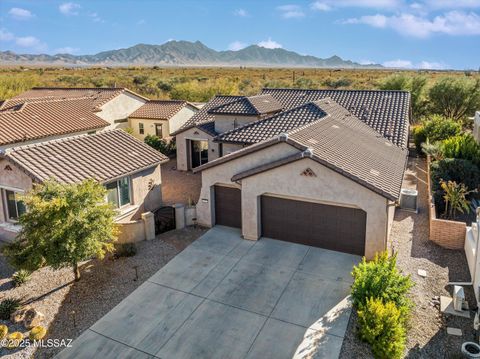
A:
[441,134,480,165]
[29,326,47,341]
[412,115,462,153]
[12,269,31,287]
[0,324,8,339]
[357,297,406,359]
[0,298,21,320]
[6,332,23,349]
[351,252,413,312]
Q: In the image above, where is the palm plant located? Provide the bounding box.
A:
[440,180,473,219]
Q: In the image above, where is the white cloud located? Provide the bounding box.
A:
[382,59,413,68]
[277,5,305,19]
[382,59,448,69]
[15,36,47,52]
[0,29,15,42]
[359,59,376,65]
[257,38,283,49]
[343,11,480,37]
[55,47,79,54]
[228,41,247,51]
[8,7,34,20]
[89,12,104,23]
[424,0,480,9]
[311,0,400,10]
[234,8,249,17]
[59,2,81,16]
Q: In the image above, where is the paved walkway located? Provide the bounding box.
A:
[57,227,359,359]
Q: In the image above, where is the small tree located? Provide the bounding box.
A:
[440,180,472,219]
[3,179,117,281]
[428,77,480,122]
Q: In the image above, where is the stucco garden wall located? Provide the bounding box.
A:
[175,127,220,171]
[130,165,163,215]
[197,142,390,259]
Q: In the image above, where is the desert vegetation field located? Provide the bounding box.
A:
[0,66,478,103]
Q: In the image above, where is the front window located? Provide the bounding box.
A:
[139,123,144,135]
[4,190,26,221]
[155,124,163,137]
[106,177,131,208]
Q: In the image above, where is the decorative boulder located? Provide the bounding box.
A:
[23,308,45,329]
[10,305,31,324]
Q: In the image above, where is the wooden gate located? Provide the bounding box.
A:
[153,206,176,235]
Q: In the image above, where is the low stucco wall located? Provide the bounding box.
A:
[197,142,390,259]
[175,127,220,171]
[426,156,466,249]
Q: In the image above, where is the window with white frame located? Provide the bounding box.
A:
[3,189,26,221]
[105,177,132,208]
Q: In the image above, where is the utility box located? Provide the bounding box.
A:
[400,188,418,213]
[453,285,465,312]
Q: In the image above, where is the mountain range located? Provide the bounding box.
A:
[0,40,382,68]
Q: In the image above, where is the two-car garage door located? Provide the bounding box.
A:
[214,186,366,256]
[261,195,366,256]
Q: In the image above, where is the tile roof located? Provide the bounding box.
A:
[0,98,109,146]
[4,129,168,184]
[197,99,407,200]
[260,88,410,148]
[215,101,327,144]
[208,94,283,116]
[171,95,244,136]
[3,87,147,109]
[129,100,191,120]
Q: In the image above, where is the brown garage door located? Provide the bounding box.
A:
[215,186,241,228]
[261,195,366,255]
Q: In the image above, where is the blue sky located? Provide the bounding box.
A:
[1,0,479,69]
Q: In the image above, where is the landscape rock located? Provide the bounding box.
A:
[10,305,32,324]
[23,308,45,329]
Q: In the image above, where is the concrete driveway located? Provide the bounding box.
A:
[57,226,360,359]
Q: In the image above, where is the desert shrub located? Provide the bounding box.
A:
[357,297,406,359]
[144,135,176,156]
[323,78,352,89]
[0,324,8,339]
[114,243,137,258]
[0,298,21,320]
[430,159,480,214]
[6,332,23,349]
[157,80,172,92]
[440,134,480,165]
[29,326,47,341]
[351,252,413,312]
[12,269,31,287]
[412,115,462,153]
[133,75,148,85]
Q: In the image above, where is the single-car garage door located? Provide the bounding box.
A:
[261,195,366,255]
[215,186,242,228]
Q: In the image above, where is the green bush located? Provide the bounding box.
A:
[357,297,406,359]
[441,134,480,165]
[412,115,462,153]
[0,298,21,320]
[12,269,31,287]
[430,158,480,213]
[114,243,137,258]
[351,252,413,311]
[144,135,176,156]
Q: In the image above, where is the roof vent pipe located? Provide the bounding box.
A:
[303,148,313,157]
[278,133,289,141]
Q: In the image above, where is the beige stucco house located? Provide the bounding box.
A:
[190,91,411,259]
[0,130,168,242]
[128,100,198,141]
[2,87,148,132]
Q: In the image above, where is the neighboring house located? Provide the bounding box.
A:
[191,92,411,259]
[128,100,198,141]
[0,97,109,150]
[3,87,148,130]
[173,89,410,171]
[0,130,168,242]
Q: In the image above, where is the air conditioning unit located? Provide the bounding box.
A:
[400,188,418,213]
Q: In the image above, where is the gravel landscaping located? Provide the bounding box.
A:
[340,156,475,358]
[161,158,201,205]
[0,227,206,359]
